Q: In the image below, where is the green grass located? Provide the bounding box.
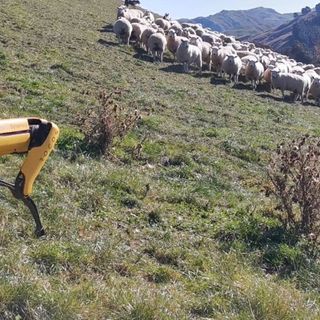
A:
[0,0,319,318]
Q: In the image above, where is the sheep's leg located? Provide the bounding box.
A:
[160,52,163,63]
[183,63,188,73]
[186,63,190,73]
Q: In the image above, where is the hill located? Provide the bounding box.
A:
[0,0,319,318]
[179,7,293,37]
[250,10,320,64]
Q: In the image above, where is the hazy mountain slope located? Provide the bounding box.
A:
[180,7,293,37]
[251,10,320,64]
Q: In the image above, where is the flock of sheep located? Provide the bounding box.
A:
[113,3,320,105]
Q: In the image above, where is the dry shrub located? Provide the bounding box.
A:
[78,90,141,155]
[267,135,320,240]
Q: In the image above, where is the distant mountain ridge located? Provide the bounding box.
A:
[179,7,293,38]
[249,10,320,65]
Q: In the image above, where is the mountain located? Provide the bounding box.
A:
[179,7,293,37]
[249,10,320,64]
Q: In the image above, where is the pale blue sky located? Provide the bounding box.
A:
[141,1,319,18]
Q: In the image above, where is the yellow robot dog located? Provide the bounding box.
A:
[0,118,59,237]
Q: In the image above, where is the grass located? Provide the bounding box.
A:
[0,0,319,318]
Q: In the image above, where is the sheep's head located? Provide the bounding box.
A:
[168,29,176,38]
[182,29,190,38]
[248,60,257,69]
[312,78,320,87]
[226,54,237,64]
[271,69,280,79]
[180,39,190,49]
[190,35,201,46]
[117,6,127,17]
[212,47,219,57]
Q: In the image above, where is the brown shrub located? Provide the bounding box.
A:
[267,135,320,240]
[78,90,141,155]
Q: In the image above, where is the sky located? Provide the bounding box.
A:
[141,0,319,19]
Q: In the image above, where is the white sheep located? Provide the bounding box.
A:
[117,6,143,21]
[308,78,320,105]
[113,17,133,45]
[141,27,157,52]
[167,29,187,61]
[260,55,270,70]
[155,18,171,31]
[131,23,147,47]
[202,34,219,46]
[245,60,264,90]
[148,32,167,62]
[176,39,202,73]
[143,11,154,23]
[236,51,259,60]
[212,46,235,76]
[271,70,308,103]
[222,54,242,83]
[190,36,211,70]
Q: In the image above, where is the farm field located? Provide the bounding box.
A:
[0,0,319,319]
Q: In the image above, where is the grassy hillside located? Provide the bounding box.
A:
[0,0,319,319]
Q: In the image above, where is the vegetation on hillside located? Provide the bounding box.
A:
[0,0,319,319]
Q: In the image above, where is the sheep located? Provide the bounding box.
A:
[130,17,148,24]
[167,29,187,61]
[117,6,143,21]
[303,64,315,71]
[155,18,171,31]
[182,27,196,38]
[275,62,290,73]
[302,70,319,100]
[113,17,133,45]
[190,36,212,70]
[271,70,308,103]
[131,23,147,47]
[141,27,157,52]
[222,54,242,84]
[240,55,258,76]
[202,34,218,46]
[143,11,154,23]
[170,24,183,36]
[170,20,182,30]
[237,50,259,60]
[212,46,235,76]
[245,60,264,90]
[260,55,270,70]
[196,28,205,37]
[200,42,212,71]
[308,78,320,106]
[292,66,305,75]
[148,32,167,62]
[263,67,273,87]
[176,39,202,73]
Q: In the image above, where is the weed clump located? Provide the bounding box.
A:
[78,90,141,155]
[267,135,320,239]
